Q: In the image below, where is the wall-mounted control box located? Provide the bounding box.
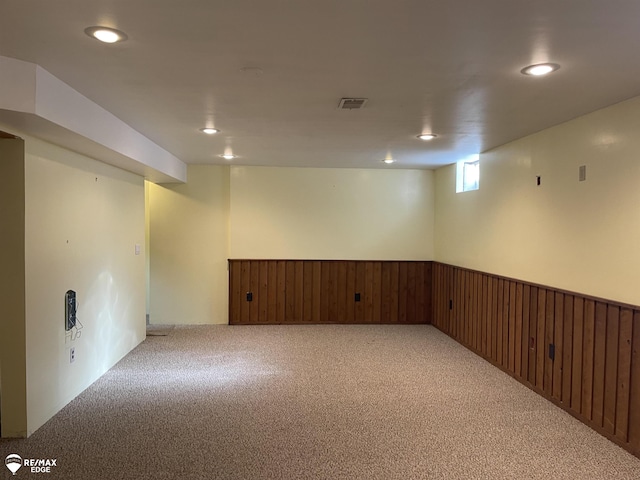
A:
[65,290,77,331]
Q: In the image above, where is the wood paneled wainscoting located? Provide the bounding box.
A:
[431,262,640,458]
[229,260,432,325]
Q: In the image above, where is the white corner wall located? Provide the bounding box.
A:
[23,135,146,435]
[148,165,230,325]
[229,166,435,261]
[435,95,640,306]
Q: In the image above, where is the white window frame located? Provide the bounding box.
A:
[455,156,480,193]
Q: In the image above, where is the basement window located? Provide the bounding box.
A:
[456,156,480,193]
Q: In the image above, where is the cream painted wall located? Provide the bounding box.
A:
[229,166,434,260]
[147,165,433,325]
[148,165,230,325]
[0,137,27,437]
[435,95,640,306]
[23,135,146,435]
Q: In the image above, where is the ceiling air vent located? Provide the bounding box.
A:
[338,98,368,110]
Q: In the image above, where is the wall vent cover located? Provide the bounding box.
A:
[338,98,368,109]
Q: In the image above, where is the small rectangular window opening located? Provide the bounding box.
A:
[455,156,480,193]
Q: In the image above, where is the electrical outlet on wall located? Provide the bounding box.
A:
[579,165,587,181]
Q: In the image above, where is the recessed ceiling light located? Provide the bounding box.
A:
[520,63,560,76]
[220,154,236,160]
[200,128,219,135]
[85,26,128,43]
[417,134,437,141]
[383,159,395,164]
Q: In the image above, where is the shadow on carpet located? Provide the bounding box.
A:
[146,325,175,336]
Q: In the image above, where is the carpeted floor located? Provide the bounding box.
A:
[2,325,639,479]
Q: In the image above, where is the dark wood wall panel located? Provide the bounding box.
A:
[571,297,584,414]
[582,299,596,421]
[431,262,640,459]
[229,260,432,325]
[592,302,607,428]
[528,286,538,385]
[629,311,640,451]
[561,295,573,406]
[617,308,633,442]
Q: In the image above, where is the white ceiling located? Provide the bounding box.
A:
[2,0,640,170]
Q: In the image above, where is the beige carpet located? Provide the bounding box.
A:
[2,325,639,479]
